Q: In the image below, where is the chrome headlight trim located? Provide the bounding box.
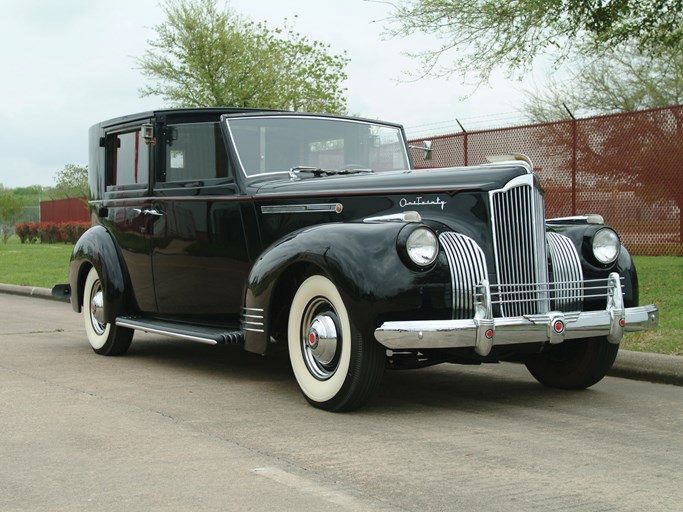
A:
[592,228,620,264]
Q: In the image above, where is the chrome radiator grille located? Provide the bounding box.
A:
[439,174,612,320]
[439,232,488,319]
[547,232,584,311]
[490,175,549,317]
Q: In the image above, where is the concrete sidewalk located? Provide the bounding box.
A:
[1,282,681,386]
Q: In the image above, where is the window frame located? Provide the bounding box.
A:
[104,124,152,194]
[153,120,235,191]
[223,114,411,179]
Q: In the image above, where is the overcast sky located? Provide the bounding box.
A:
[0,0,545,189]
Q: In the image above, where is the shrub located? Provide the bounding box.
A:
[15,222,39,244]
[14,221,90,244]
[61,222,90,243]
[15,223,29,243]
[39,222,62,243]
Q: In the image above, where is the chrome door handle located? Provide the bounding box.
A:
[132,208,165,217]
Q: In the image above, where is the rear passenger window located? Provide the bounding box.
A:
[106,129,149,190]
[162,122,232,184]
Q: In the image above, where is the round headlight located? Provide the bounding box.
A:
[592,228,620,264]
[406,227,438,266]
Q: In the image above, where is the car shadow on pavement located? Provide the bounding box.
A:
[369,363,610,414]
[116,333,600,414]
[123,334,293,382]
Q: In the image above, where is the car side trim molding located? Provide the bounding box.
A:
[241,307,265,333]
[261,203,344,214]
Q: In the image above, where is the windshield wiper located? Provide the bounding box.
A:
[290,166,374,178]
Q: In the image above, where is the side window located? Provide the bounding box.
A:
[106,129,149,190]
[162,122,232,184]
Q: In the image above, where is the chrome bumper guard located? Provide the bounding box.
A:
[374,273,659,356]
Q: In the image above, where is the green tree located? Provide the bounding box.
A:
[382,0,683,83]
[137,0,349,113]
[523,46,683,121]
[54,164,89,199]
[0,190,25,243]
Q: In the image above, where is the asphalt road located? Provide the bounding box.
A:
[1,294,681,512]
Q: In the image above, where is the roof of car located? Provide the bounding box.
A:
[94,107,404,131]
[96,107,278,128]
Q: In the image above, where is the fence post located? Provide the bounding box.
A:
[456,119,467,166]
[563,104,577,216]
[572,119,577,215]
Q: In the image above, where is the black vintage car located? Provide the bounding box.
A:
[57,108,658,411]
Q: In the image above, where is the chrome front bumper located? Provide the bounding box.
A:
[374,273,659,356]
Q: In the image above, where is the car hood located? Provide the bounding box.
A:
[250,164,531,198]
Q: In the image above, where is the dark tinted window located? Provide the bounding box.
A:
[106,129,149,190]
[162,122,231,183]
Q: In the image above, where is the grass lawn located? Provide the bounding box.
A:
[622,256,683,356]
[0,237,73,289]
[0,236,680,355]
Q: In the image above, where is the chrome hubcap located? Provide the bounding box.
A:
[89,281,106,335]
[301,298,341,380]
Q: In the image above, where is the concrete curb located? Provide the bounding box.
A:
[0,283,69,302]
[610,350,683,386]
[1,284,680,386]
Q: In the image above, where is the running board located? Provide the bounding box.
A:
[115,316,244,345]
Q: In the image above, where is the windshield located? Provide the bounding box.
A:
[225,116,410,177]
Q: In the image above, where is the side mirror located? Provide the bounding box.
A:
[422,140,433,161]
[409,140,433,161]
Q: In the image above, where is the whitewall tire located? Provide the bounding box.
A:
[83,266,133,356]
[287,275,384,411]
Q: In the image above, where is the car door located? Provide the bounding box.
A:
[149,119,250,322]
[101,124,157,313]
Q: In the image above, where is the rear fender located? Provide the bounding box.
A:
[69,225,131,322]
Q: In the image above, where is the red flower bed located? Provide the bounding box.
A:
[15,222,90,244]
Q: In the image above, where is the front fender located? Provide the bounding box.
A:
[69,225,131,322]
[548,223,638,307]
[243,222,452,354]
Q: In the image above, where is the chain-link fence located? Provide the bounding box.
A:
[409,105,683,256]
